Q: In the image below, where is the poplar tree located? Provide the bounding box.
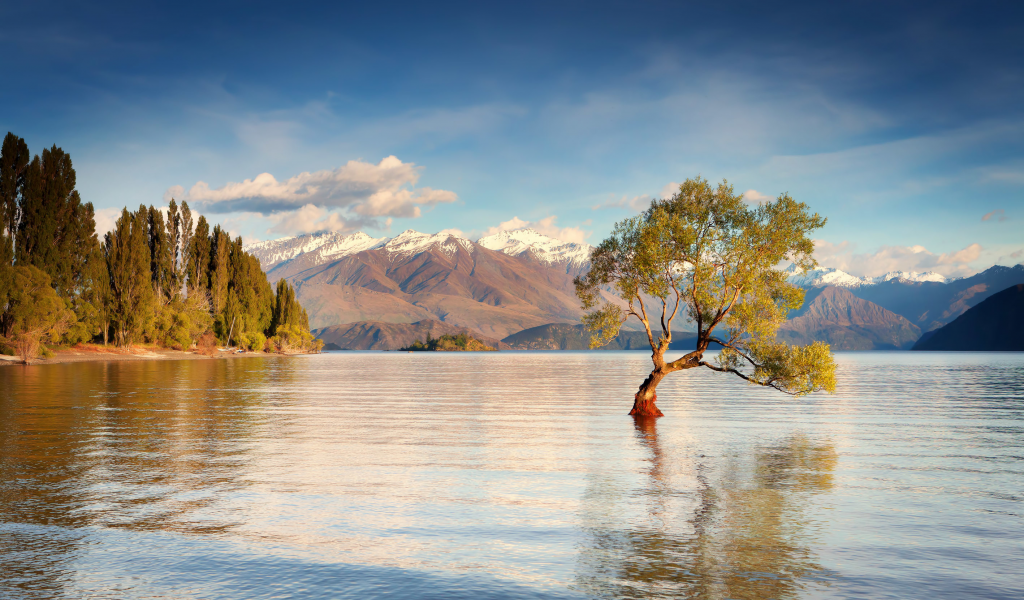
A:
[165,199,182,300]
[188,215,211,293]
[0,132,29,264]
[209,225,229,315]
[148,205,172,302]
[178,201,193,295]
[105,207,155,346]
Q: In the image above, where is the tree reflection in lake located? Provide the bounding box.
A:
[575,416,837,599]
[0,358,286,596]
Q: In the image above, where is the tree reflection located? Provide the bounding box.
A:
[576,417,837,599]
[0,359,282,596]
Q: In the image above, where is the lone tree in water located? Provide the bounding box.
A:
[574,177,837,417]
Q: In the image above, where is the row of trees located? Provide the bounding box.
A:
[0,131,319,360]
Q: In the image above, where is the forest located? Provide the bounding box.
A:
[0,131,320,361]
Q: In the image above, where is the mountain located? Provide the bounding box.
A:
[777,286,921,350]
[248,229,600,338]
[787,263,1024,333]
[314,319,510,351]
[912,283,1024,351]
[246,231,386,272]
[784,264,950,288]
[849,264,1024,332]
[502,323,698,351]
[476,229,592,274]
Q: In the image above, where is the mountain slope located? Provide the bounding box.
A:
[851,264,1024,332]
[314,319,509,351]
[912,283,1024,351]
[255,230,593,337]
[777,286,921,350]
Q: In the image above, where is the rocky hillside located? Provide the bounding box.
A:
[502,323,698,351]
[314,319,510,351]
[913,283,1024,351]
[777,286,921,350]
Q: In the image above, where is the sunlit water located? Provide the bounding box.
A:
[1,351,1022,599]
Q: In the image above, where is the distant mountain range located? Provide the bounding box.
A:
[912,283,1024,351]
[783,264,951,288]
[794,264,1024,333]
[246,229,1024,350]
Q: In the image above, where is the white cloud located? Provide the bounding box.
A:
[164,156,457,237]
[268,205,358,235]
[742,189,773,205]
[166,156,456,217]
[93,207,122,237]
[481,215,591,244]
[813,239,984,277]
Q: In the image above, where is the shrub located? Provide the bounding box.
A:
[196,331,218,355]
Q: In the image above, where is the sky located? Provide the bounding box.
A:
[2,0,1022,278]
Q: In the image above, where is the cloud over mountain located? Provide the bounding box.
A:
[481,216,590,244]
[813,240,983,278]
[163,156,457,235]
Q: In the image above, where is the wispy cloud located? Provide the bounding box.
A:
[982,208,1009,222]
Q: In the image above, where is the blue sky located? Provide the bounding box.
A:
[2,0,1022,277]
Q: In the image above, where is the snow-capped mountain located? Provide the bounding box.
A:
[477,228,593,270]
[383,230,474,259]
[785,264,950,288]
[245,228,594,272]
[246,231,385,271]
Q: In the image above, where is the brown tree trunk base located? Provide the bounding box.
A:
[629,393,664,417]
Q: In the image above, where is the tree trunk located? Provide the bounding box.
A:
[630,369,666,417]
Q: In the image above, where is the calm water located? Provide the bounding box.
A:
[1,352,1022,599]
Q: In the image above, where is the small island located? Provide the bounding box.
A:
[401,333,497,352]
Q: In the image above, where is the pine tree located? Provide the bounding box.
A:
[179,200,193,294]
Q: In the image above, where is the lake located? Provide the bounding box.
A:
[1,351,1022,599]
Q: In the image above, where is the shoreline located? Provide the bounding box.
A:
[0,344,309,367]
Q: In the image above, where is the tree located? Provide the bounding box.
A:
[574,177,837,417]
[165,199,182,300]
[0,265,72,362]
[104,207,155,347]
[178,200,193,294]
[188,215,211,293]
[0,132,30,264]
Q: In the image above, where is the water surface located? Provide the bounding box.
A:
[1,352,1022,598]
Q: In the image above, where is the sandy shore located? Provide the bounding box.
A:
[0,344,298,366]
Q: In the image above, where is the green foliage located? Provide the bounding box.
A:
[0,265,72,361]
[575,176,836,396]
[269,323,322,353]
[401,333,495,352]
[1,132,319,356]
[105,207,156,346]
